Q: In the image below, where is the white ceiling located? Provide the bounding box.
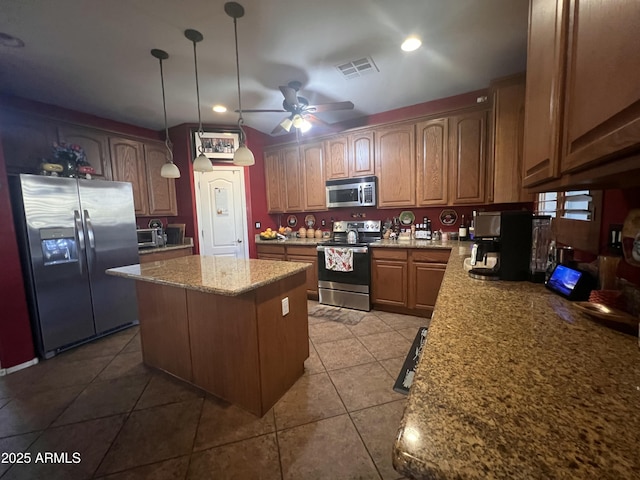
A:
[0,0,529,136]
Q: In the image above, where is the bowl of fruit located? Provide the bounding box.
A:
[259,228,278,240]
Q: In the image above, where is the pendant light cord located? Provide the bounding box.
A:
[192,39,204,149]
[233,15,247,144]
[158,57,173,162]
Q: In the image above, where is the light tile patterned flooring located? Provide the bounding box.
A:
[0,301,430,479]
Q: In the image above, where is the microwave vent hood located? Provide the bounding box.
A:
[326,176,377,208]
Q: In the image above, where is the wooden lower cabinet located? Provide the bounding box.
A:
[139,246,193,264]
[372,247,450,317]
[257,244,317,299]
[286,246,318,299]
[371,249,408,308]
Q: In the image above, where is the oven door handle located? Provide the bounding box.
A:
[317,246,368,254]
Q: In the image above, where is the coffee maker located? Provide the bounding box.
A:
[469,211,533,281]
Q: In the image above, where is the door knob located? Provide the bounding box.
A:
[237,239,242,243]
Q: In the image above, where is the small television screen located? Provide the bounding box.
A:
[546,264,592,300]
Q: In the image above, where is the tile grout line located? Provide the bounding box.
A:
[184,393,207,479]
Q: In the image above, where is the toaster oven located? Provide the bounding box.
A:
[137,228,164,248]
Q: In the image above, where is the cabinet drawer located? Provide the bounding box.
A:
[257,244,286,255]
[371,248,407,261]
[410,249,451,264]
[286,245,316,257]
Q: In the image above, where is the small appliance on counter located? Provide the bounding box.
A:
[137,228,165,248]
[468,211,533,281]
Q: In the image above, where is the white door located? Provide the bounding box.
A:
[195,166,249,258]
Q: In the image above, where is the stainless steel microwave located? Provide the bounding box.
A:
[137,228,164,248]
[326,176,377,208]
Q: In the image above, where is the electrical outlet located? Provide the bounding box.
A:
[281,297,289,316]
[255,221,261,229]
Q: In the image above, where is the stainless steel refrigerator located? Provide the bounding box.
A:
[10,174,140,358]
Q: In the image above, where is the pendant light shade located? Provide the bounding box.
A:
[151,48,181,179]
[185,29,213,173]
[225,2,254,167]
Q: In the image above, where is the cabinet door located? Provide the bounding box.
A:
[409,263,446,313]
[449,110,487,205]
[144,143,177,216]
[349,130,375,177]
[282,146,304,212]
[109,137,148,215]
[416,118,448,206]
[522,0,567,186]
[560,0,640,173]
[287,254,318,298]
[371,260,407,307]
[0,113,58,174]
[325,136,349,180]
[264,150,285,213]
[490,75,533,203]
[57,125,112,180]
[300,142,326,211]
[375,124,415,208]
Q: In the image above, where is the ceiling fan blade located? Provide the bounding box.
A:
[279,86,299,107]
[306,114,332,127]
[236,109,287,113]
[309,101,355,113]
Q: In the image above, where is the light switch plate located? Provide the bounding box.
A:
[255,221,261,229]
[281,297,289,316]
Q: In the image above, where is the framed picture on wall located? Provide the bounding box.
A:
[192,130,239,161]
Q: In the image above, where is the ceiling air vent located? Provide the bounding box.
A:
[336,56,379,80]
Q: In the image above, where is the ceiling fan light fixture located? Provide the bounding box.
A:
[280,116,293,132]
[186,28,213,173]
[292,114,304,129]
[226,1,255,167]
[401,36,422,52]
[299,118,312,133]
[212,105,227,113]
[151,48,181,179]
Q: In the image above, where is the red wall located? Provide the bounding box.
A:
[0,136,36,368]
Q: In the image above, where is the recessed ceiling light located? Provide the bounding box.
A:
[401,36,421,52]
[212,105,227,113]
[0,32,25,48]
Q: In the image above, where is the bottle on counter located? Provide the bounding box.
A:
[458,215,468,241]
[469,210,476,240]
[426,219,432,240]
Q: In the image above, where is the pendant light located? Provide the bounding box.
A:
[185,29,214,173]
[225,2,255,166]
[152,49,180,179]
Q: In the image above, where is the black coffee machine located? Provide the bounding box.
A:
[469,211,533,281]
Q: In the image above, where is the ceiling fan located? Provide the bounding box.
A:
[240,81,355,135]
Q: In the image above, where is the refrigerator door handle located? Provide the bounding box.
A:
[84,209,96,251]
[74,209,85,274]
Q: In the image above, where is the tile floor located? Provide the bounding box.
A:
[0,301,430,479]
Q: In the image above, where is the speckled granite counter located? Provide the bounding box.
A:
[255,236,465,250]
[138,238,193,255]
[255,236,325,246]
[393,246,640,479]
[107,254,310,296]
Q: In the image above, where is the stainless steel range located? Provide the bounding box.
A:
[317,220,381,311]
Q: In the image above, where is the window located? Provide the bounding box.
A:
[535,190,602,254]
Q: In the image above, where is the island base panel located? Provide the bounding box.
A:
[136,281,193,382]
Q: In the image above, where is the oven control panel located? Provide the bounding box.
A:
[333,220,381,233]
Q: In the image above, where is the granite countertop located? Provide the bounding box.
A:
[138,238,194,255]
[106,255,310,296]
[255,236,326,246]
[256,236,464,250]
[393,246,640,479]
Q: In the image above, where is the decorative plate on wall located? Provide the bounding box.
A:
[621,208,640,267]
[287,215,298,228]
[439,209,458,226]
[148,219,163,229]
[399,211,415,225]
[304,214,316,228]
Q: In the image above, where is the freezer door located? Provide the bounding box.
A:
[18,175,95,355]
[78,179,139,333]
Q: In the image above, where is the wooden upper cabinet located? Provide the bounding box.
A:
[560,0,640,173]
[375,124,415,208]
[416,118,448,206]
[109,137,149,215]
[263,150,285,213]
[450,109,488,204]
[57,125,112,180]
[300,142,326,211]
[490,74,533,204]
[522,0,567,187]
[282,146,304,212]
[325,136,349,180]
[0,113,58,174]
[349,130,375,177]
[143,143,177,216]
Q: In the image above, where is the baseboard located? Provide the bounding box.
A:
[0,357,39,376]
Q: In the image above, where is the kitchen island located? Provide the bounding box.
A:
[107,255,311,416]
[393,246,640,479]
